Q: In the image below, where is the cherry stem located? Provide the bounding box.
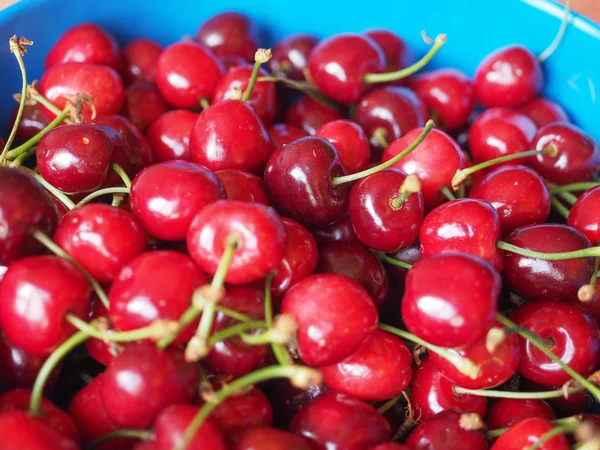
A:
[440,186,456,201]
[331,120,434,186]
[9,146,36,168]
[29,330,90,415]
[372,127,389,149]
[538,0,572,63]
[208,321,267,345]
[364,33,447,84]
[377,393,404,414]
[65,314,178,343]
[496,313,600,402]
[496,240,600,260]
[111,162,132,188]
[550,196,570,220]
[75,187,130,208]
[391,175,421,210]
[257,76,339,110]
[198,97,210,110]
[215,305,253,323]
[486,416,581,439]
[527,422,576,450]
[378,323,481,380]
[372,251,413,270]
[261,274,293,365]
[578,254,599,302]
[178,364,322,450]
[550,181,600,194]
[19,167,75,210]
[453,385,584,400]
[557,191,578,206]
[28,89,73,124]
[30,227,110,308]
[87,429,155,450]
[242,48,272,101]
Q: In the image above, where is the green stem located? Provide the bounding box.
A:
[527,423,574,450]
[372,127,389,149]
[454,385,584,399]
[65,314,171,342]
[550,196,570,220]
[111,162,132,188]
[373,251,413,270]
[87,429,155,450]
[208,321,266,345]
[215,305,253,323]
[242,49,271,102]
[331,120,434,186]
[377,393,404,414]
[538,0,572,63]
[9,146,37,167]
[199,97,210,110]
[256,76,338,110]
[264,273,274,328]
[440,186,456,201]
[156,304,200,350]
[550,181,600,194]
[20,167,75,211]
[558,191,578,206]
[240,330,280,345]
[29,90,73,124]
[496,241,600,260]
[487,416,581,439]
[75,187,130,207]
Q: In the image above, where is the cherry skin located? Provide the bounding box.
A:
[383,128,465,210]
[232,427,312,450]
[516,97,569,128]
[420,199,504,271]
[309,214,358,246]
[39,62,124,121]
[269,33,319,80]
[568,186,600,244]
[290,391,390,449]
[146,110,198,162]
[155,41,225,108]
[215,169,269,205]
[109,250,206,344]
[486,399,555,431]
[402,252,500,348]
[263,378,326,428]
[10,102,50,144]
[348,168,424,252]
[474,45,543,108]
[264,136,350,225]
[316,241,388,305]
[195,12,258,62]
[122,38,162,84]
[531,122,600,184]
[155,404,227,450]
[208,387,273,435]
[315,119,370,173]
[284,96,343,135]
[405,411,488,450]
[370,445,410,450]
[503,224,594,301]
[510,300,600,387]
[121,81,169,132]
[190,100,273,174]
[268,123,309,148]
[0,255,89,357]
[0,168,57,265]
[281,273,378,366]
[364,29,412,81]
[130,160,226,241]
[490,417,569,450]
[0,411,79,450]
[187,200,286,285]
[410,68,476,131]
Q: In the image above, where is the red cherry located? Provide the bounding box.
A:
[39,62,124,121]
[10,102,50,145]
[315,119,370,173]
[130,160,226,241]
[364,29,412,81]
[195,12,258,62]
[474,45,543,108]
[516,97,569,128]
[121,82,169,132]
[290,391,390,449]
[0,411,78,450]
[490,417,569,450]
[190,100,272,174]
[215,169,269,205]
[208,387,272,435]
[232,427,312,450]
[187,200,286,285]
[309,214,358,246]
[85,296,119,366]
[511,300,600,387]
[284,96,343,135]
[122,38,162,84]
[155,404,227,450]
[569,186,600,244]
[281,273,377,366]
[45,23,119,70]
[155,41,224,108]
[486,399,555,431]
[269,33,318,80]
[402,252,500,348]
[146,110,197,162]
[267,123,309,148]
[370,445,410,450]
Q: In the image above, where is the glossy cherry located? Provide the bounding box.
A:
[517,97,569,128]
[232,427,312,450]
[490,417,569,450]
[146,110,198,162]
[284,96,343,135]
[486,399,555,431]
[10,102,50,144]
[568,186,600,244]
[269,33,318,80]
[215,169,269,205]
[195,12,258,62]
[315,119,370,173]
[370,445,410,450]
[364,29,412,81]
[208,387,273,435]
[309,214,357,245]
[267,123,309,148]
[0,411,78,450]
[121,82,169,132]
[122,38,162,84]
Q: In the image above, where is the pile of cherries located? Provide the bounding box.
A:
[2,7,600,450]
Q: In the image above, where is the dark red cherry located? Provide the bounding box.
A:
[155,404,227,450]
[146,110,197,162]
[503,224,594,301]
[121,82,169,132]
[364,29,412,81]
[474,45,543,108]
[0,168,57,265]
[215,169,269,205]
[402,252,500,348]
[383,128,465,210]
[155,41,225,108]
[290,391,390,449]
[420,199,504,271]
[196,12,258,62]
[316,241,388,305]
[208,387,272,435]
[269,33,318,80]
[405,410,488,450]
[130,160,226,241]
[281,273,377,366]
[264,377,325,428]
[101,343,198,428]
[486,399,555,431]
[321,329,411,401]
[0,411,78,450]
[284,96,343,135]
[468,107,537,164]
[267,123,309,148]
[309,215,358,245]
[39,62,124,121]
[531,122,600,184]
[307,33,384,105]
[315,119,370,173]
[187,200,286,285]
[122,38,162,84]
[370,445,410,450]
[233,427,312,450]
[10,102,50,145]
[569,186,600,244]
[134,442,159,450]
[348,168,424,252]
[0,256,90,356]
[109,251,206,344]
[516,97,569,128]
[511,300,600,387]
[190,100,272,174]
[490,417,569,450]
[385,241,421,281]
[264,136,350,225]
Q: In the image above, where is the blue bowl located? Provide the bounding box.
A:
[1,0,599,140]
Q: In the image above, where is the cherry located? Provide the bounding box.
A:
[474,45,542,108]
[232,427,312,450]
[10,102,50,145]
[268,123,309,148]
[405,410,488,450]
[284,96,343,135]
[208,387,272,435]
[531,122,600,184]
[309,214,357,245]
[486,399,555,431]
[281,273,377,366]
[316,241,389,305]
[490,417,569,450]
[503,224,594,301]
[195,12,258,62]
[290,391,390,449]
[371,445,410,450]
[101,342,198,428]
[364,29,412,82]
[420,199,504,271]
[155,41,225,108]
[517,97,569,128]
[215,169,269,205]
[121,82,169,132]
[85,296,119,366]
[0,168,57,265]
[39,62,124,121]
[130,160,226,241]
[384,241,421,281]
[264,378,325,428]
[190,100,272,174]
[510,300,600,387]
[569,186,600,244]
[410,68,476,131]
[315,119,370,173]
[269,33,318,80]
[146,110,197,162]
[122,38,162,84]
[134,442,159,450]
[0,411,78,450]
